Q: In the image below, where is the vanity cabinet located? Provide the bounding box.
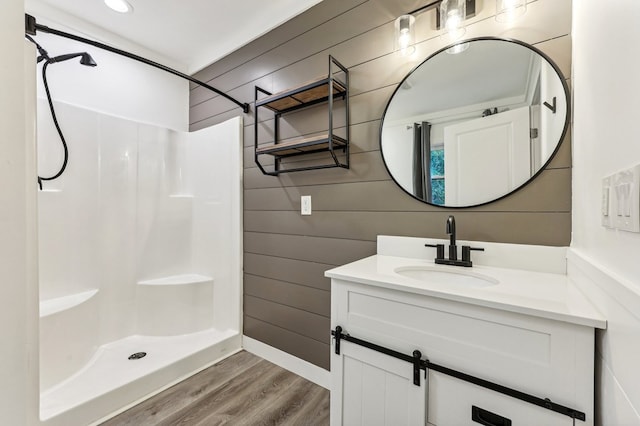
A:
[330,279,595,426]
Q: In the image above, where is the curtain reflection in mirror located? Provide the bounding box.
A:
[412,122,432,201]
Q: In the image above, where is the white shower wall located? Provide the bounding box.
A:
[37,99,242,393]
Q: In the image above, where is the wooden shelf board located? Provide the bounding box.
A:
[257,77,347,112]
[256,134,347,156]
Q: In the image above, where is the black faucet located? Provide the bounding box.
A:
[425,215,484,267]
[446,215,457,260]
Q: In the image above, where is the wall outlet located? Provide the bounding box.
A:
[301,195,312,215]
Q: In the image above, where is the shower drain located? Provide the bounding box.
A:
[128,352,147,360]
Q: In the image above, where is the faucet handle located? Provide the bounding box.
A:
[425,243,445,260]
[461,246,484,264]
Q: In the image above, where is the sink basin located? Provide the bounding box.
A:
[394,266,499,288]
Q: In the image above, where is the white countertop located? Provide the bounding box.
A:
[325,254,606,329]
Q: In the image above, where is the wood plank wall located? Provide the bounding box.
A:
[189,0,573,370]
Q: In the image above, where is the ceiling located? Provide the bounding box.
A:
[25,0,323,73]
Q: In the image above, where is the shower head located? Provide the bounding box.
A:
[80,53,97,67]
[49,52,97,67]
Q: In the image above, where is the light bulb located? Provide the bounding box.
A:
[446,11,462,31]
[394,15,415,56]
[496,0,526,22]
[440,0,466,42]
[399,32,411,49]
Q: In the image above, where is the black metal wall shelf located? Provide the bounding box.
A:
[254,55,349,176]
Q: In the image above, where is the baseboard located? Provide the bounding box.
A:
[242,336,330,390]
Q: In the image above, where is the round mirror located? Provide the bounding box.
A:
[380,37,569,208]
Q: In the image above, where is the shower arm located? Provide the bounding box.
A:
[25,14,250,114]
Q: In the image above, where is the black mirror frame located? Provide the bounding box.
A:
[379,36,571,209]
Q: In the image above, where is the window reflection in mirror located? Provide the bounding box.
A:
[380,38,569,208]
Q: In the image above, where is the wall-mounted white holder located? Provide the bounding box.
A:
[609,164,640,233]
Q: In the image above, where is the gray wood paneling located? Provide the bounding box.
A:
[244,253,332,291]
[190,108,246,131]
[244,316,330,369]
[536,36,572,78]
[245,151,391,189]
[245,232,376,265]
[547,129,572,169]
[190,0,415,109]
[191,0,573,369]
[244,167,571,213]
[245,210,571,245]
[191,0,368,86]
[245,295,330,343]
[244,274,331,317]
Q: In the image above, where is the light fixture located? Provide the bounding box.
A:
[394,15,416,56]
[440,0,467,43]
[393,1,475,57]
[104,0,133,14]
[495,0,526,22]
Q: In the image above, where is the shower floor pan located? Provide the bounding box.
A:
[40,328,241,426]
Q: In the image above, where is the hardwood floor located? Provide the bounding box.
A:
[100,351,330,426]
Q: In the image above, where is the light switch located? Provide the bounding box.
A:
[612,165,640,233]
[602,176,613,228]
[616,182,625,217]
[301,195,312,215]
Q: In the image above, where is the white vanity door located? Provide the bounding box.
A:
[331,342,426,426]
[444,106,531,206]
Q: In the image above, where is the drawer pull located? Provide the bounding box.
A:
[472,406,512,426]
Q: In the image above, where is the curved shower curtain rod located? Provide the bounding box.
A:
[25,14,250,114]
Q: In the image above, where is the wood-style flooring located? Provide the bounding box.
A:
[100,351,329,426]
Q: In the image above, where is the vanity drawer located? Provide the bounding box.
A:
[427,373,576,426]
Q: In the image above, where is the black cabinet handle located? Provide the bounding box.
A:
[425,243,445,259]
[461,246,484,264]
[472,406,512,426]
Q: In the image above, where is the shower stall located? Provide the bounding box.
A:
[36,98,242,425]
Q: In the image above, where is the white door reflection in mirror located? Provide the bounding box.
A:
[444,106,530,206]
